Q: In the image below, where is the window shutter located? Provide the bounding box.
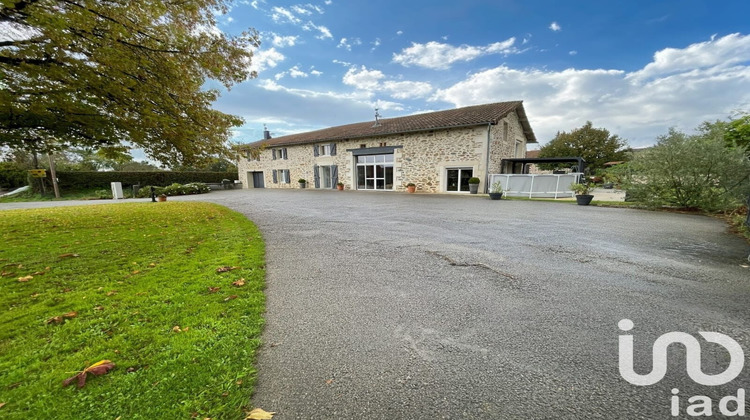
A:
[272,169,278,184]
[313,145,319,157]
[331,165,338,188]
[284,169,290,183]
[272,149,277,160]
[313,165,320,189]
[283,148,288,160]
[330,143,337,156]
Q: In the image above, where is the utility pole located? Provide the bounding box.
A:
[47,152,60,198]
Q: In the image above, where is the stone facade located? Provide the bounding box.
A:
[237,112,531,193]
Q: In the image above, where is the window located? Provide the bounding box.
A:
[356,154,394,190]
[272,148,287,160]
[446,168,473,192]
[313,165,338,188]
[515,139,523,158]
[314,143,337,157]
[272,169,290,184]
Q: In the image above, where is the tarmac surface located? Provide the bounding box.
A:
[3,189,749,419]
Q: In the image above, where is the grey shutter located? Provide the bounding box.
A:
[283,148,288,160]
[331,165,338,188]
[313,145,319,157]
[284,169,290,183]
[272,149,277,160]
[272,169,278,183]
[330,143,337,156]
[313,165,320,188]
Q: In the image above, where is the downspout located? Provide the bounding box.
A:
[484,123,492,193]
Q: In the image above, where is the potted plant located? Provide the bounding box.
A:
[571,182,594,205]
[158,194,167,202]
[298,178,307,189]
[336,182,344,191]
[468,177,480,194]
[406,183,416,193]
[488,181,503,200]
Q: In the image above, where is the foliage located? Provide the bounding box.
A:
[489,181,504,193]
[135,183,210,198]
[724,114,750,154]
[0,161,28,189]
[0,202,265,419]
[94,189,111,199]
[172,157,237,172]
[0,0,258,166]
[56,171,236,189]
[570,182,594,195]
[406,183,416,187]
[298,179,306,184]
[539,121,630,173]
[618,128,750,211]
[468,177,480,184]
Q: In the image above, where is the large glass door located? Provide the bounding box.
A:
[356,154,394,190]
[446,168,473,192]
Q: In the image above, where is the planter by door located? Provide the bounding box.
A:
[337,184,344,190]
[469,183,479,194]
[488,192,503,200]
[576,194,594,205]
[299,182,306,189]
[406,185,416,193]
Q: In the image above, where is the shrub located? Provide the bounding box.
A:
[136,183,210,197]
[95,189,112,199]
[0,162,29,189]
[468,177,480,184]
[55,171,237,189]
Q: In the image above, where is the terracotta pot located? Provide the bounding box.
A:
[407,185,416,193]
[158,194,167,202]
[337,184,344,190]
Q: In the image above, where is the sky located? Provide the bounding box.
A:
[208,0,750,149]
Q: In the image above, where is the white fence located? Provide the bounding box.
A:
[489,173,582,198]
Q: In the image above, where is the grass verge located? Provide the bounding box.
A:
[0,188,115,202]
[0,202,265,419]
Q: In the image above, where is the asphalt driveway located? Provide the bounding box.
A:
[3,190,749,418]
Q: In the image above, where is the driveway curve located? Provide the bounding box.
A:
[4,190,749,419]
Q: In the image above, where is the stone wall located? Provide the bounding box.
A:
[238,116,530,193]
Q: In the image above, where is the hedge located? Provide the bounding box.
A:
[54,171,238,189]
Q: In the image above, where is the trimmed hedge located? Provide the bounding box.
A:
[54,171,237,189]
[0,162,29,189]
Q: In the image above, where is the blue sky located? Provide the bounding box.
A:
[210,0,750,149]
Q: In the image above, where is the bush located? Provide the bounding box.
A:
[136,183,210,198]
[468,177,480,184]
[619,128,750,212]
[95,189,112,199]
[0,162,29,189]
[55,171,237,189]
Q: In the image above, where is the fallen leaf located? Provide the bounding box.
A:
[216,266,240,273]
[172,326,182,333]
[46,316,63,324]
[148,263,156,267]
[106,291,117,296]
[232,278,246,287]
[325,379,334,385]
[131,270,141,275]
[30,293,40,298]
[63,311,77,319]
[31,271,46,276]
[58,253,80,259]
[1,271,14,277]
[0,402,5,409]
[236,380,243,385]
[208,287,221,293]
[246,408,275,420]
[224,295,238,302]
[221,391,229,397]
[18,275,32,282]
[62,288,72,293]
[62,360,115,388]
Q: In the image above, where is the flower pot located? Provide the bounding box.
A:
[407,185,416,193]
[469,183,479,194]
[488,192,503,200]
[158,194,167,202]
[299,182,306,189]
[576,194,594,205]
[337,184,344,190]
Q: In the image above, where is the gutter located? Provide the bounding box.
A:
[484,123,492,193]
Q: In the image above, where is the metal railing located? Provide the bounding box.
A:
[489,173,582,198]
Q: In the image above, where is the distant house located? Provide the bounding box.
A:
[237,102,537,193]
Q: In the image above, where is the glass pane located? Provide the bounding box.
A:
[357,156,366,163]
[384,154,394,163]
[377,155,385,163]
[376,179,385,190]
[385,167,393,189]
[447,169,458,192]
[376,165,384,178]
[459,169,473,192]
[366,156,375,164]
[366,179,375,189]
[366,165,374,178]
[357,167,365,189]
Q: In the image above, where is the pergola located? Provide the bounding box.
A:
[500,157,586,174]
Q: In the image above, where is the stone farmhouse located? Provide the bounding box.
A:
[237,101,537,193]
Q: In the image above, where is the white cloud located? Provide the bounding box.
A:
[303,22,333,39]
[549,22,561,31]
[249,47,285,73]
[393,38,519,70]
[569,50,578,56]
[432,33,750,146]
[289,65,308,78]
[325,0,332,4]
[271,34,298,48]
[382,81,434,99]
[292,5,312,15]
[271,6,301,24]
[396,30,403,36]
[337,37,362,51]
[371,38,381,51]
[311,69,323,76]
[342,65,385,90]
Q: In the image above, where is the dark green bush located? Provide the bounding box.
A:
[55,171,236,189]
[135,183,210,198]
[0,162,29,189]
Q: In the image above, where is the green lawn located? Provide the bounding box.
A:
[0,202,265,419]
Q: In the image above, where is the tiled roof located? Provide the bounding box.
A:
[526,150,541,158]
[242,101,537,148]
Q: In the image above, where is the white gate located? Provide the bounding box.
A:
[489,173,582,198]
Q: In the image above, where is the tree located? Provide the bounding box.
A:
[618,127,750,212]
[724,115,750,155]
[0,0,258,166]
[538,121,630,173]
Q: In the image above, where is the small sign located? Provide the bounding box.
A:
[28,169,46,178]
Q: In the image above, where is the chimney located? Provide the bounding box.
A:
[372,108,381,127]
[263,124,271,140]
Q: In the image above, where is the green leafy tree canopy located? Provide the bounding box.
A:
[0,0,259,166]
[538,121,630,173]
